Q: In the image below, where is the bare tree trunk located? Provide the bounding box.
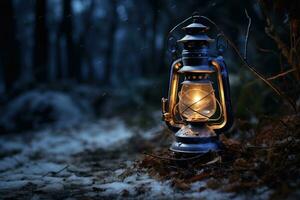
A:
[55,30,62,80]
[34,0,48,82]
[76,0,95,82]
[150,0,158,74]
[0,0,21,92]
[61,0,81,80]
[62,0,73,79]
[154,3,176,75]
[104,0,117,85]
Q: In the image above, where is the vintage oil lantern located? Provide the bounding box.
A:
[162,16,233,153]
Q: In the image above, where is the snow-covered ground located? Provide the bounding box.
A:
[0,117,273,199]
[0,88,273,199]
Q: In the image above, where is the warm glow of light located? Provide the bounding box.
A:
[178,81,216,122]
[192,93,202,102]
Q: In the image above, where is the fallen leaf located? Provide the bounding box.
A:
[172,179,190,191]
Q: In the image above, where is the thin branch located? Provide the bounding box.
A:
[42,165,69,177]
[143,152,207,162]
[218,31,296,112]
[206,14,297,111]
[168,15,297,112]
[200,156,221,166]
[256,46,278,56]
[265,22,290,60]
[222,33,296,111]
[193,16,283,95]
[259,2,299,80]
[267,68,296,80]
[244,9,252,60]
[259,1,290,61]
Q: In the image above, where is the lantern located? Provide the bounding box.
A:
[162,16,233,153]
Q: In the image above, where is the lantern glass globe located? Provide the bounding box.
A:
[178,81,216,122]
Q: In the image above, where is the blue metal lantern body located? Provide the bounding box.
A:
[162,18,233,154]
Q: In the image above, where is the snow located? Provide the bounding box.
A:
[66,174,94,186]
[0,117,137,197]
[27,119,132,156]
[0,180,29,190]
[0,118,133,166]
[0,155,28,172]
[38,182,64,192]
[21,162,66,175]
[93,173,175,198]
[0,114,273,199]
[0,90,86,132]
[0,139,25,151]
[100,182,132,194]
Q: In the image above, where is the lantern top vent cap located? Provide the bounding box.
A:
[177,34,214,43]
[183,22,209,32]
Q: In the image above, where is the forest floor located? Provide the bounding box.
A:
[1,113,299,199]
[0,87,299,199]
[0,115,232,199]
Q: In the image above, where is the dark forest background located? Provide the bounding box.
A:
[0,0,299,133]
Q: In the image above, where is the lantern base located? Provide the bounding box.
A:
[170,123,222,154]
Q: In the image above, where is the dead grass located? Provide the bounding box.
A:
[139,114,300,198]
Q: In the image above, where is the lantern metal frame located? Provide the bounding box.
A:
[162,15,233,154]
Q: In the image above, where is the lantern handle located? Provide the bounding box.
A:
[167,16,195,59]
[168,15,222,39]
[167,14,223,59]
[216,34,228,54]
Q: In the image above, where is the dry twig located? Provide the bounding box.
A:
[197,15,297,112]
[267,68,296,80]
[42,165,69,177]
[143,152,207,162]
[244,9,252,60]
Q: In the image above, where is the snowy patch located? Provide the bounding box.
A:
[25,118,133,156]
[0,180,28,190]
[66,174,94,186]
[0,118,134,197]
[94,173,174,198]
[0,155,28,172]
[0,139,25,152]
[20,162,66,175]
[99,182,132,194]
[0,90,86,132]
[38,182,64,192]
[0,114,271,199]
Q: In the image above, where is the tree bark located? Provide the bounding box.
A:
[34,0,48,82]
[0,0,21,92]
[61,0,81,80]
[55,29,62,80]
[84,1,95,82]
[151,0,158,74]
[76,0,95,82]
[104,0,117,85]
